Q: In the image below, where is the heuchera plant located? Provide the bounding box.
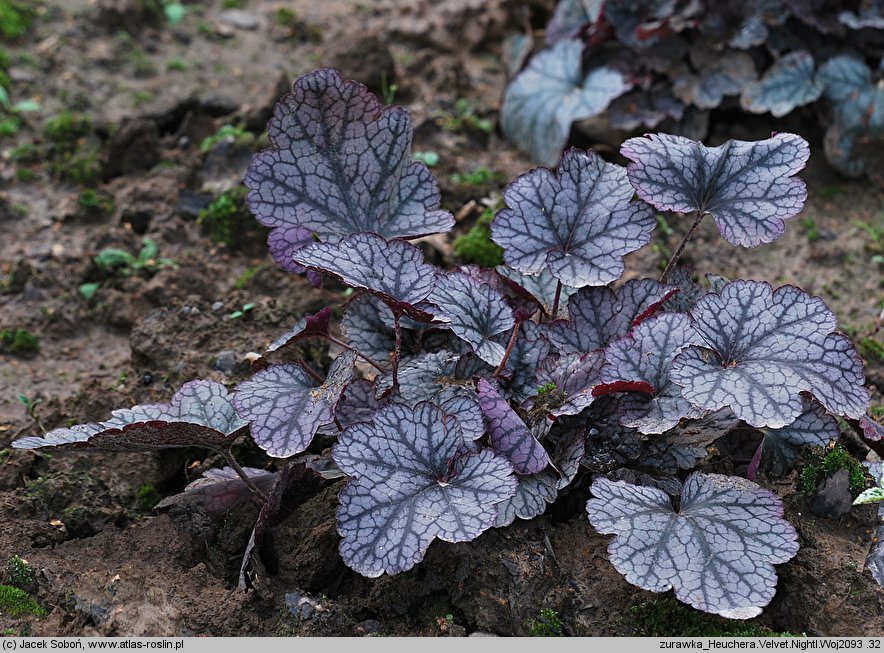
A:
[14,68,879,620]
[502,0,884,178]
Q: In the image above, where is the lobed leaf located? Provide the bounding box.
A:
[670,280,869,428]
[601,313,703,434]
[587,472,799,618]
[493,149,656,288]
[740,51,823,118]
[245,68,453,254]
[428,272,515,366]
[672,52,757,110]
[13,380,245,452]
[501,40,631,166]
[293,233,439,321]
[547,279,676,355]
[233,351,357,457]
[266,224,322,285]
[621,132,810,247]
[333,402,516,577]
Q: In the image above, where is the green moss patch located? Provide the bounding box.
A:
[0,585,45,618]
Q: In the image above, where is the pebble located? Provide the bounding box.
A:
[809,468,853,518]
[218,10,259,30]
[212,350,238,376]
[211,301,225,312]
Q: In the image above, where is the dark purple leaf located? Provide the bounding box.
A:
[493,149,656,288]
[333,377,382,430]
[233,351,357,457]
[496,266,577,318]
[663,408,740,469]
[860,413,884,442]
[670,280,869,428]
[428,272,515,366]
[245,68,453,253]
[156,466,276,516]
[601,313,703,434]
[266,307,332,353]
[501,40,631,166]
[340,294,396,365]
[502,320,552,402]
[547,279,676,355]
[607,87,685,132]
[587,472,799,618]
[748,400,838,479]
[672,52,757,110]
[740,51,823,118]
[267,225,322,285]
[605,0,699,48]
[333,402,516,577]
[536,353,653,419]
[293,233,439,321]
[477,378,550,475]
[546,0,603,45]
[621,132,810,247]
[662,266,729,313]
[13,380,245,452]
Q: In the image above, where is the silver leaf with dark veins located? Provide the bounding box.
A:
[587,472,799,618]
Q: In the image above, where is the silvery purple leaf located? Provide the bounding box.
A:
[501,40,631,166]
[747,400,839,479]
[333,402,516,577]
[729,14,769,49]
[375,351,489,435]
[439,394,485,441]
[245,68,453,250]
[547,279,676,355]
[340,295,396,365]
[13,380,245,452]
[740,51,823,118]
[266,225,322,286]
[492,149,656,288]
[233,351,357,457]
[601,313,703,434]
[496,266,577,318]
[477,378,550,475]
[266,307,332,353]
[546,0,603,45]
[503,320,552,402]
[860,414,884,442]
[428,272,515,366]
[494,470,559,527]
[293,233,439,321]
[819,55,873,104]
[670,280,869,428]
[621,132,810,247]
[333,378,382,430]
[587,472,799,618]
[672,52,757,110]
[156,466,277,516]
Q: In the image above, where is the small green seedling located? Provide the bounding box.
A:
[413,151,439,167]
[229,303,256,320]
[93,238,177,275]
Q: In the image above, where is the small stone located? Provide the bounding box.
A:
[809,468,854,518]
[469,631,499,637]
[211,301,225,312]
[218,9,259,30]
[212,350,238,376]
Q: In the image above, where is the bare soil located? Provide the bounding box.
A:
[1,0,882,637]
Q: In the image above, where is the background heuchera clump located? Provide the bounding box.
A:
[14,68,878,620]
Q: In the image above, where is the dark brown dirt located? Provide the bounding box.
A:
[1,0,882,638]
